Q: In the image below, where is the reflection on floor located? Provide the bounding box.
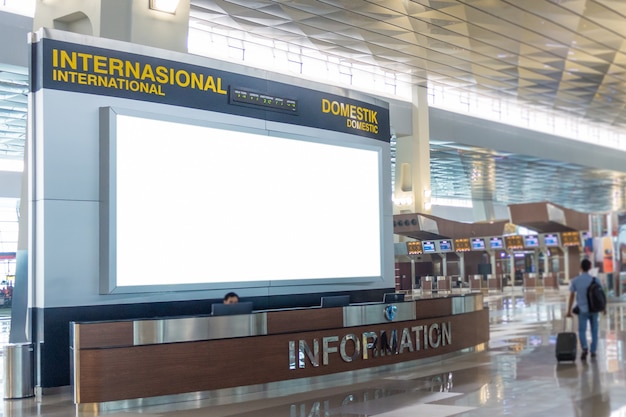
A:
[2,290,626,416]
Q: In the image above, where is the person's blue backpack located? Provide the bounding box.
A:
[587,277,606,313]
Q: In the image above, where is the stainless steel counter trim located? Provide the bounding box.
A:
[133,313,267,345]
[343,302,415,327]
[75,343,487,412]
[70,323,80,404]
[451,293,483,315]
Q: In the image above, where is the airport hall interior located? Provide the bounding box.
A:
[1,1,626,416]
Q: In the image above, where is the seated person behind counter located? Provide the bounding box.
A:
[211,292,253,316]
[223,292,239,304]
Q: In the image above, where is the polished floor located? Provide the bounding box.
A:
[3,290,626,417]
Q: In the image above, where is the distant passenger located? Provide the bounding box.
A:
[223,292,239,304]
[566,259,605,360]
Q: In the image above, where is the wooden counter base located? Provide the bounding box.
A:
[75,308,488,403]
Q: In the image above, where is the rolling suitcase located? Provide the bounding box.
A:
[556,317,577,362]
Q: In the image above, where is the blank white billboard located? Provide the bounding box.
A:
[112,115,382,287]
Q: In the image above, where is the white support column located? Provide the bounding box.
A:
[394,85,431,214]
[441,253,448,276]
[509,252,516,288]
[458,253,465,284]
[490,252,497,279]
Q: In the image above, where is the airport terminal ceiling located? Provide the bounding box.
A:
[3,1,626,212]
[429,140,626,213]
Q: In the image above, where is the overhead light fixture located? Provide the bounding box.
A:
[149,0,179,14]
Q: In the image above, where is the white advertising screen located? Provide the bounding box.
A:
[113,115,382,287]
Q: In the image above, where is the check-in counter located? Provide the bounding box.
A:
[421,276,434,292]
[436,276,451,293]
[70,294,488,409]
[543,272,559,290]
[487,274,502,292]
[469,274,483,291]
[523,273,539,290]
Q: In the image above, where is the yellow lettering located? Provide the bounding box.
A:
[322,98,330,113]
[175,70,190,87]
[204,75,215,92]
[191,73,204,90]
[60,50,77,70]
[129,80,139,92]
[109,58,124,77]
[350,105,357,119]
[52,49,58,67]
[76,53,92,71]
[371,111,378,124]
[125,61,140,79]
[216,77,227,94]
[108,78,117,88]
[93,56,107,74]
[77,73,87,84]
[87,74,97,85]
[141,65,156,82]
[155,66,169,83]
[340,103,350,118]
[98,75,108,87]
[140,82,149,93]
[57,69,68,82]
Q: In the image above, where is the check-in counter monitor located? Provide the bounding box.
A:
[542,233,560,247]
[422,241,436,254]
[471,238,486,251]
[321,295,351,308]
[437,240,454,253]
[211,302,254,316]
[524,235,540,249]
[489,237,504,250]
[383,293,405,303]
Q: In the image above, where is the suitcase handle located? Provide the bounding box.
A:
[563,316,574,333]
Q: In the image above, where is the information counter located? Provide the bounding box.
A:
[70,294,488,408]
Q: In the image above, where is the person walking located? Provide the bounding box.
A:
[566,259,605,360]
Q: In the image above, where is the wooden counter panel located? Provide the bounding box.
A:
[415,298,452,319]
[267,309,342,334]
[77,309,489,403]
[78,321,133,349]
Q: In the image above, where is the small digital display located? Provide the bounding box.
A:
[504,235,524,250]
[543,234,559,247]
[407,241,423,255]
[454,238,470,252]
[422,241,436,253]
[524,235,539,248]
[490,237,504,249]
[438,240,453,252]
[562,231,581,247]
[471,238,486,250]
[230,87,298,113]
